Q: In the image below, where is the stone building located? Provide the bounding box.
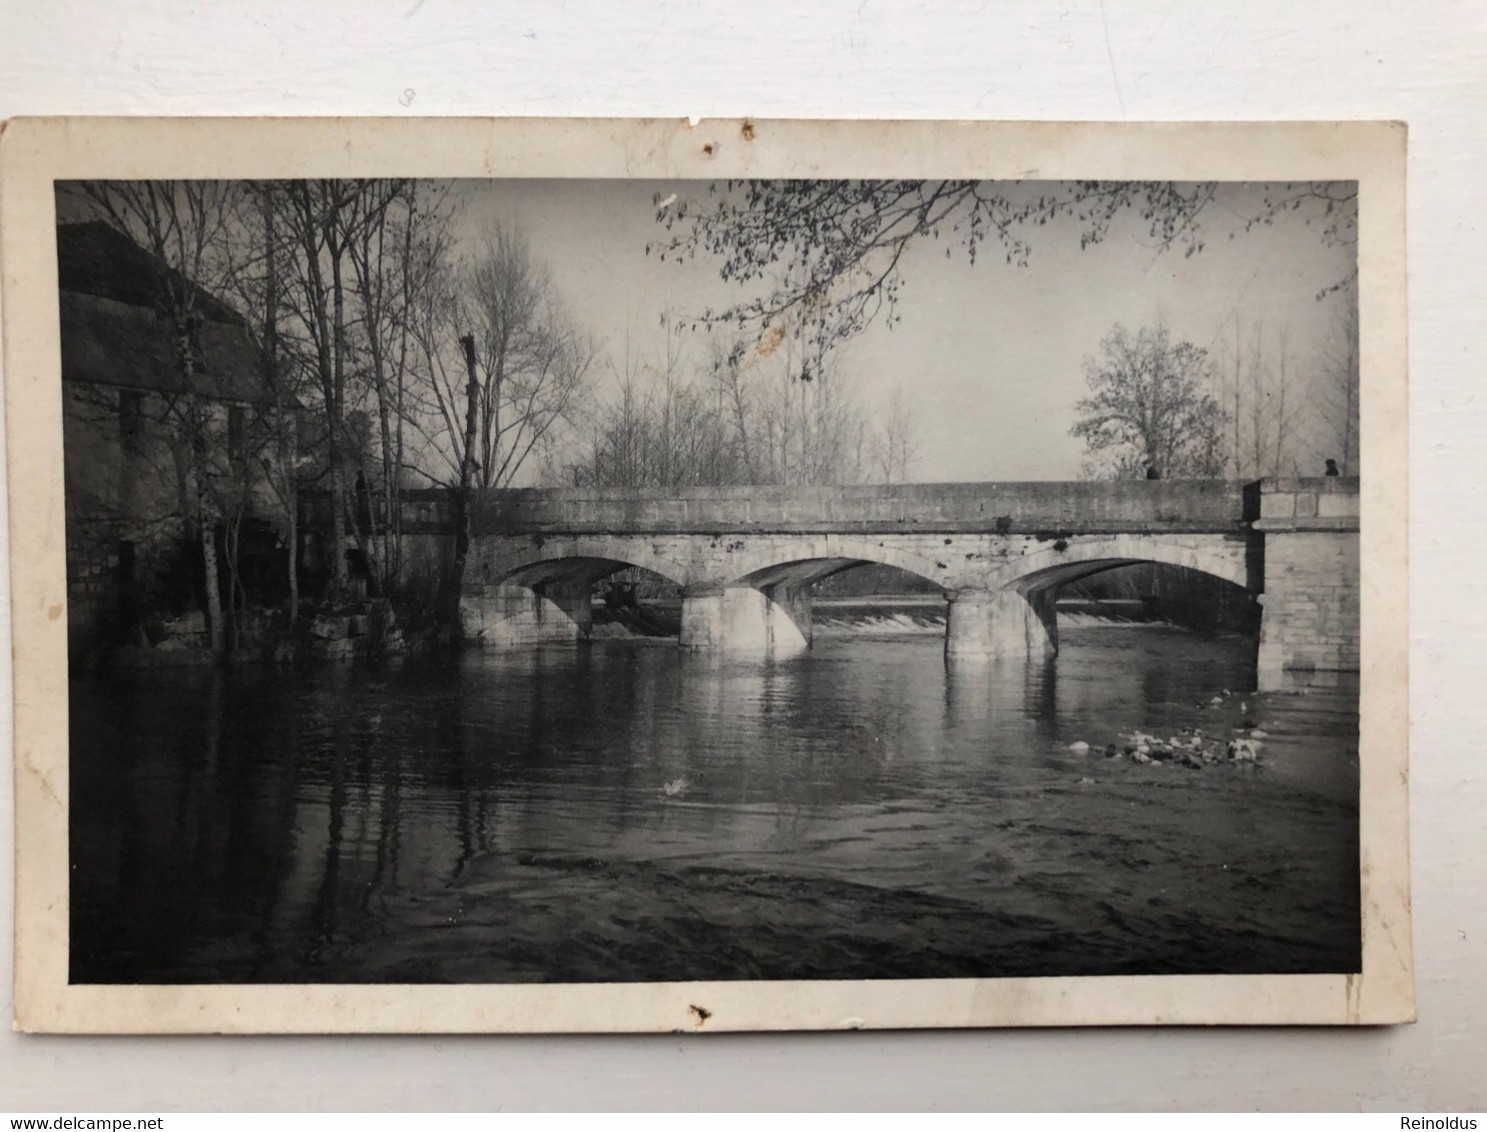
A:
[58,220,289,656]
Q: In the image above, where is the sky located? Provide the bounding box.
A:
[448,178,1356,484]
[57,179,1354,485]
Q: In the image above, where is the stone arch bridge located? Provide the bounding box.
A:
[400,479,1359,691]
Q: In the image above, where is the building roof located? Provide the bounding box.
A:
[57,221,247,326]
[57,221,274,405]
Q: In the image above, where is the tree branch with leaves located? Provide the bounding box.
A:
[649,179,1358,383]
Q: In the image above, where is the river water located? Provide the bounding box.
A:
[70,621,1360,984]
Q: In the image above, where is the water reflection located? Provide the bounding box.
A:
[70,626,1360,984]
[943,655,1058,747]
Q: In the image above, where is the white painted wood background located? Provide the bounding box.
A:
[1,0,1482,1112]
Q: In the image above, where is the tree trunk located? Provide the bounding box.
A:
[352,199,402,594]
[452,332,481,601]
[329,221,350,599]
[294,183,348,604]
[287,491,299,628]
[346,464,375,597]
[225,510,243,654]
[391,188,416,588]
[176,317,225,655]
[200,517,224,654]
[262,191,298,628]
[376,398,395,588]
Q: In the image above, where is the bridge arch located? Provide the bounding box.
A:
[460,539,693,648]
[677,537,950,659]
[471,537,692,590]
[981,534,1252,595]
[715,535,948,593]
[947,535,1255,663]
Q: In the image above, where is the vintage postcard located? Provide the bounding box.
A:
[1,117,1411,1032]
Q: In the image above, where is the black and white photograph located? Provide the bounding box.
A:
[3,118,1411,1031]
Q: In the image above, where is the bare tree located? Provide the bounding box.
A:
[1072,323,1227,480]
[279,179,363,602]
[252,187,299,624]
[574,326,731,488]
[206,182,316,628]
[1215,317,1309,480]
[582,331,656,486]
[876,384,920,484]
[713,335,757,482]
[405,224,593,491]
[729,322,872,486]
[209,180,450,616]
[1268,324,1299,479]
[345,180,451,589]
[567,320,883,489]
[1312,292,1361,475]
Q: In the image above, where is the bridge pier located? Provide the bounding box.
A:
[945,587,1059,663]
[1253,479,1362,691]
[679,583,812,657]
[459,581,592,647]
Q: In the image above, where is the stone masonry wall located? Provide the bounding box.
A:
[1257,531,1361,684]
[1255,480,1362,688]
[452,480,1252,536]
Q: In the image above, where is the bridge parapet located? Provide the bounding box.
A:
[451,480,1254,537]
[1255,477,1360,531]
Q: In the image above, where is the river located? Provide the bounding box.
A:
[69,619,1360,984]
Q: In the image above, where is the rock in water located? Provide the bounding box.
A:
[1226,738,1260,762]
[1068,741,1091,754]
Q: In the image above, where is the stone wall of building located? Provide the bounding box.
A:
[64,379,291,656]
[64,382,189,654]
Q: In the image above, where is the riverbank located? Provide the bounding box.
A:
[98,597,450,671]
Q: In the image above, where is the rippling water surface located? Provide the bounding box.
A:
[70,625,1360,983]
